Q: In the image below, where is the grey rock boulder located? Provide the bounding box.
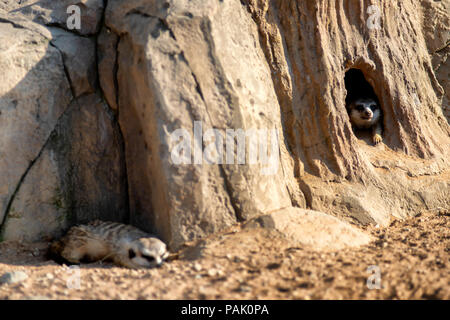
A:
[0,19,72,227]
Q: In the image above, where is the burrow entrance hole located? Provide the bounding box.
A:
[344,68,383,142]
[344,68,379,105]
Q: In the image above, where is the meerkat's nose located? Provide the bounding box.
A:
[364,110,372,117]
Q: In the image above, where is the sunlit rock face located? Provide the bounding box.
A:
[0,0,448,250]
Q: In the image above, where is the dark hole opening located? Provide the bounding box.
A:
[344,68,379,106]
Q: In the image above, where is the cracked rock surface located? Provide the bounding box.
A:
[0,0,449,261]
[0,1,128,241]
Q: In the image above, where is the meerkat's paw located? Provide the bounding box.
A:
[373,133,383,145]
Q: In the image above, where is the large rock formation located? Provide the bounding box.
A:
[0,1,128,242]
[0,0,448,249]
[421,0,450,122]
[244,0,449,224]
[104,0,302,246]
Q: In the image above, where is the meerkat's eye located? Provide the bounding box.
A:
[128,249,136,259]
[356,105,364,112]
[142,255,156,263]
[370,104,378,111]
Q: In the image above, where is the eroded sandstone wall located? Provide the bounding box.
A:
[0,0,448,249]
[244,0,449,225]
[103,0,306,247]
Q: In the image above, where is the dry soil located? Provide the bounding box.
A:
[0,210,448,300]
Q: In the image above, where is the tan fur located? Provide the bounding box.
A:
[49,221,169,269]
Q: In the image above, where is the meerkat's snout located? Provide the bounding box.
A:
[349,99,380,127]
[362,109,373,119]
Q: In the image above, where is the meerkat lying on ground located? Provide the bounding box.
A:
[347,97,383,144]
[49,220,169,269]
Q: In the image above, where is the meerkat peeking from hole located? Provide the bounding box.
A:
[347,97,383,145]
[48,220,169,269]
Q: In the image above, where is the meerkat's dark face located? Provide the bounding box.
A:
[348,98,381,129]
[126,238,169,268]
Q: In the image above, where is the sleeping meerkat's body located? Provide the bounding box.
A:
[49,220,169,269]
[347,97,383,144]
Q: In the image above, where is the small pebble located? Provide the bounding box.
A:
[0,271,28,285]
[208,269,221,277]
[237,285,252,292]
[193,263,202,272]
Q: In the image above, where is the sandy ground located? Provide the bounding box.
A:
[0,210,448,300]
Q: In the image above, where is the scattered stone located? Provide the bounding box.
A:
[193,263,202,272]
[208,269,218,277]
[235,285,252,293]
[0,271,28,285]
